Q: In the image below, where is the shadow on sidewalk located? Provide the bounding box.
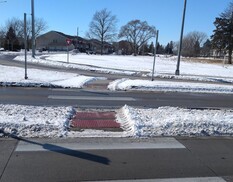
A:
[2,132,110,165]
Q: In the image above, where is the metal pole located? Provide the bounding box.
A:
[67,45,69,63]
[31,0,36,58]
[152,30,159,81]
[76,27,79,50]
[24,13,28,79]
[175,0,187,75]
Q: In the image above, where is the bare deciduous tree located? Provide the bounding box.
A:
[119,20,156,56]
[182,31,207,57]
[5,18,23,38]
[2,17,48,50]
[87,8,117,55]
[4,17,47,38]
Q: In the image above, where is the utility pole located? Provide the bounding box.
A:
[152,30,159,81]
[24,13,28,79]
[31,0,36,58]
[175,0,187,75]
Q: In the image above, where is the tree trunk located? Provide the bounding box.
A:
[133,43,137,56]
[101,36,104,55]
[228,46,232,64]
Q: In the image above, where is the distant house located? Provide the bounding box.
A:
[36,30,114,54]
[88,39,114,54]
[36,31,89,52]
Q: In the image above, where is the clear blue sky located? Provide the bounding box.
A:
[0,0,232,45]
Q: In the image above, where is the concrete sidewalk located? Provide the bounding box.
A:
[1,137,233,182]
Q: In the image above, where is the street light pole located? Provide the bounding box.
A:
[24,13,28,79]
[175,0,187,75]
[31,0,36,58]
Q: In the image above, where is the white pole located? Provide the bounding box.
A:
[152,30,159,81]
[67,45,69,63]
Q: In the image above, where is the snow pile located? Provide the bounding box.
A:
[117,105,233,137]
[0,104,75,138]
[108,78,233,94]
[153,73,233,84]
[0,65,102,88]
[1,104,233,138]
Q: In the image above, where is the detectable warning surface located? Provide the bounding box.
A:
[71,111,122,131]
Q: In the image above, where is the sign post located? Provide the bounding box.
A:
[66,39,71,63]
[151,30,159,81]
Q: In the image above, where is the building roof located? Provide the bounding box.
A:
[54,31,86,41]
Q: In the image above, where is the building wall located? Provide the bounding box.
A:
[36,31,74,51]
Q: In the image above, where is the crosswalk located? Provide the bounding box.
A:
[48,95,137,101]
[86,177,226,182]
[16,137,185,152]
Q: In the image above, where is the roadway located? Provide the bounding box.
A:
[1,87,233,109]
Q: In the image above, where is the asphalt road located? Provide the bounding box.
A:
[0,137,233,182]
[0,87,233,109]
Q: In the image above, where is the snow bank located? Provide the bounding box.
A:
[108,78,233,94]
[117,105,233,137]
[0,104,75,138]
[0,65,103,88]
[1,104,233,138]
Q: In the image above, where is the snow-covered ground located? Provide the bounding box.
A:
[14,54,138,75]
[1,104,233,138]
[16,53,233,78]
[14,53,233,79]
[0,64,104,88]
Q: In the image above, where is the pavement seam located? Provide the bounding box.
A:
[176,139,219,178]
[0,139,19,182]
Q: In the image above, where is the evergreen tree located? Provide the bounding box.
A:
[156,42,165,54]
[165,43,170,54]
[169,41,174,54]
[211,2,233,64]
[149,42,154,54]
[140,43,150,55]
[201,39,212,56]
[165,41,174,55]
[4,26,20,51]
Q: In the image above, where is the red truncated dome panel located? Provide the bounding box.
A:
[71,111,121,130]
